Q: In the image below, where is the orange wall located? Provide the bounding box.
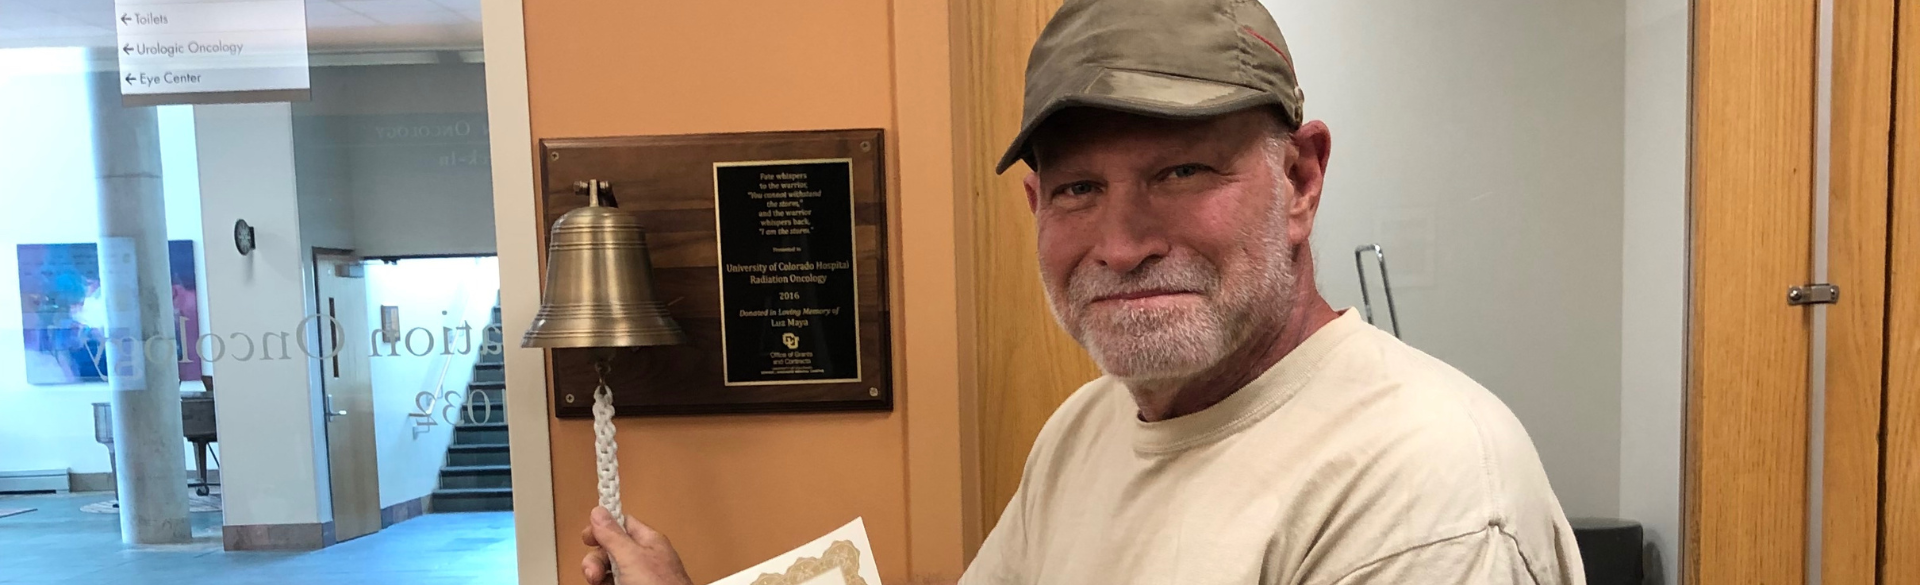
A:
[523,0,964,583]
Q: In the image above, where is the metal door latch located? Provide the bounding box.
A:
[1788,284,1839,305]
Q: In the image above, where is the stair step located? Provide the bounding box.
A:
[448,401,507,425]
[479,312,505,363]
[454,422,509,445]
[447,443,511,467]
[432,487,514,513]
[439,465,513,489]
[472,362,505,384]
[467,384,504,404]
[443,464,512,473]
[435,487,511,495]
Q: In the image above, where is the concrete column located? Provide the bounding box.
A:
[89,69,192,545]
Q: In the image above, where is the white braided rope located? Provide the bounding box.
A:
[592,379,623,521]
[591,371,625,585]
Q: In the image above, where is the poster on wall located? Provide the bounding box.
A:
[16,240,200,385]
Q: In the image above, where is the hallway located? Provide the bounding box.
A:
[0,492,515,585]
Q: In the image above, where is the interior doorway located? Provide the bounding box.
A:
[360,254,514,517]
[316,249,382,543]
[314,251,515,530]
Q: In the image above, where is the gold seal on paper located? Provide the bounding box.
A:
[746,540,867,585]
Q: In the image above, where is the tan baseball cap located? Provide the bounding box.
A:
[996,0,1306,174]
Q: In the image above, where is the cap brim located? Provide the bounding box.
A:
[995,68,1279,174]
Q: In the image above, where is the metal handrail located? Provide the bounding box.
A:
[432,347,456,398]
[1354,244,1401,338]
[408,346,457,428]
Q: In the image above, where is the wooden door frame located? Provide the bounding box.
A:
[475,0,564,580]
[1817,0,1897,583]
[1686,1,1906,584]
[1685,1,1817,583]
[953,0,1100,555]
[1688,0,1909,582]
[1877,1,1920,580]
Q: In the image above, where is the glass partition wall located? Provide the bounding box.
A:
[0,2,515,583]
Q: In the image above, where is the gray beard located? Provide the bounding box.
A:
[1041,199,1298,384]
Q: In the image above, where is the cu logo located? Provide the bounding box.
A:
[781,332,800,350]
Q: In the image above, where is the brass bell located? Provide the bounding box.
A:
[522,180,689,349]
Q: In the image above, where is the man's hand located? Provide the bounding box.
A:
[581,506,695,585]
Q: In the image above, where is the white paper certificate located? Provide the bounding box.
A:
[705,518,883,585]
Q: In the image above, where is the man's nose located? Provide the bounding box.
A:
[1086,189,1169,274]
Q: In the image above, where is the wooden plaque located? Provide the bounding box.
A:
[537,129,891,417]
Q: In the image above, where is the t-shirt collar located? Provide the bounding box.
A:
[1131,309,1369,455]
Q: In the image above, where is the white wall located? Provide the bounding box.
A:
[0,48,210,477]
[293,131,358,253]
[194,103,332,526]
[1619,0,1689,582]
[364,256,499,508]
[296,63,496,258]
[1263,0,1629,518]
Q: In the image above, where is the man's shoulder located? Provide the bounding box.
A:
[1289,328,1577,583]
[1305,325,1537,456]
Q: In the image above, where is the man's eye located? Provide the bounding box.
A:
[1167,164,1208,179]
[1059,182,1096,197]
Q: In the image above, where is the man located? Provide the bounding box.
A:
[583,0,1585,583]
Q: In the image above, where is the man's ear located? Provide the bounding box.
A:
[1023,172,1042,215]
[1288,120,1332,207]
[1285,120,1333,242]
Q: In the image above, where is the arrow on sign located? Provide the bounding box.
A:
[120,13,131,25]
[124,73,135,85]
[122,44,133,55]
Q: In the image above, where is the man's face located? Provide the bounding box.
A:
[1027,108,1315,382]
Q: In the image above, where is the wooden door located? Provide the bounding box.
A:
[1685,2,1820,583]
[1877,0,1920,578]
[1818,0,1897,583]
[317,251,381,542]
[956,0,1094,542]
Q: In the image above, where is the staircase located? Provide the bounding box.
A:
[431,305,514,513]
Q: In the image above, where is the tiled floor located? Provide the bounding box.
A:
[0,492,516,585]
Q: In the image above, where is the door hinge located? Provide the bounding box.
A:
[1788,283,1839,306]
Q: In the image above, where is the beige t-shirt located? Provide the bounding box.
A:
[960,311,1585,585]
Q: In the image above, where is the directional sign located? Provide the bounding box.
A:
[115,0,311,106]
